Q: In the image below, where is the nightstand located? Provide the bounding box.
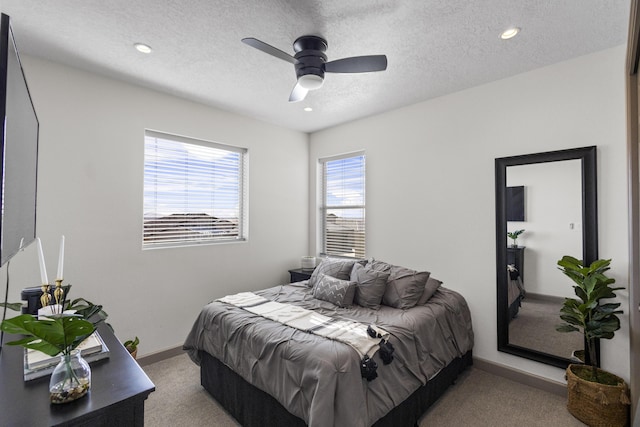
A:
[288,268,314,283]
[507,246,525,284]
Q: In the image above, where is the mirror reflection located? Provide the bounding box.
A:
[505,161,583,360]
[495,146,598,369]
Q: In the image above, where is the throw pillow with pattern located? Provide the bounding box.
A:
[308,257,361,288]
[312,273,356,308]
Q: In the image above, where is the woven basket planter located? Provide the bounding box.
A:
[566,364,630,426]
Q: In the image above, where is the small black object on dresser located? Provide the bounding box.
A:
[507,246,525,285]
[21,285,70,314]
[288,268,314,283]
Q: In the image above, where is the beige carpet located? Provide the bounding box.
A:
[143,353,585,426]
[509,295,583,359]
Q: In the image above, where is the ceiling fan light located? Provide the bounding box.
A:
[134,43,152,53]
[500,27,520,40]
[298,74,324,90]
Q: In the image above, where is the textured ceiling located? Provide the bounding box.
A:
[0,1,631,133]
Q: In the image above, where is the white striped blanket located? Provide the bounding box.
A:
[218,292,389,360]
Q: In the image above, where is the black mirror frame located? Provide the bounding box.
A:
[495,146,599,369]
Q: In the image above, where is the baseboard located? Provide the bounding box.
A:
[525,292,565,304]
[473,357,566,397]
[137,345,185,367]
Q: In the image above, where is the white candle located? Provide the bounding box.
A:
[36,238,48,285]
[56,235,65,281]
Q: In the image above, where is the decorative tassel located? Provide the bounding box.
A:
[360,356,378,381]
[620,390,631,405]
[595,389,609,405]
[378,339,394,365]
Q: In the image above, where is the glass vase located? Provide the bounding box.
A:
[49,349,91,404]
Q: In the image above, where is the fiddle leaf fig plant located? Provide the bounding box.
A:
[555,256,624,382]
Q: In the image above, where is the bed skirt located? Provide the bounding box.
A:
[509,295,523,320]
[199,349,473,427]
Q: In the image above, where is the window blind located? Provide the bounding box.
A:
[321,153,365,258]
[143,130,247,249]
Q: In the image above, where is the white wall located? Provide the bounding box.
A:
[2,56,309,356]
[2,46,629,385]
[507,160,583,297]
[309,46,630,383]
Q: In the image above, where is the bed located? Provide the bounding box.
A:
[184,258,474,427]
[507,265,526,319]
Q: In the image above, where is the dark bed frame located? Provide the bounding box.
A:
[508,292,524,320]
[199,349,473,427]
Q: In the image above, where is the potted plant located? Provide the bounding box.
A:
[507,229,525,247]
[555,256,630,426]
[0,288,108,404]
[124,336,139,359]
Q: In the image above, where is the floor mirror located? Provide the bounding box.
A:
[495,146,598,368]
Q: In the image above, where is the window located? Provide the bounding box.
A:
[321,153,365,258]
[143,130,247,249]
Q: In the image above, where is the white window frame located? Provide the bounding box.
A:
[143,130,248,249]
[319,151,366,258]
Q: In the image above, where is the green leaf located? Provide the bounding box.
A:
[599,316,621,332]
[589,258,611,272]
[560,305,581,316]
[556,324,579,333]
[4,337,62,356]
[1,314,95,357]
[597,303,622,312]
[574,286,588,302]
[0,302,23,311]
[560,314,583,327]
[558,256,582,270]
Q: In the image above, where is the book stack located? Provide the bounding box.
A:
[23,331,110,381]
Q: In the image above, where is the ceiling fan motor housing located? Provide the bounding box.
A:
[293,36,328,89]
[241,34,387,101]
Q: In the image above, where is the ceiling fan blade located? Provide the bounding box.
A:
[241,37,297,64]
[324,55,387,73]
[289,81,308,102]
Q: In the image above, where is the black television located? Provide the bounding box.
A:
[0,13,39,266]
[506,186,525,222]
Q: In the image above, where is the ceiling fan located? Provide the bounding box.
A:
[241,35,388,102]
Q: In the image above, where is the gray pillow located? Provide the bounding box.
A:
[312,273,356,308]
[350,263,389,309]
[417,277,443,305]
[382,266,430,309]
[308,257,361,288]
[366,259,392,273]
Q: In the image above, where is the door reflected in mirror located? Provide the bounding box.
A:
[495,146,598,368]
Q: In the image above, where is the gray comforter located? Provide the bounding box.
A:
[183,283,474,427]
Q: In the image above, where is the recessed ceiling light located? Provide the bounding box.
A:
[303,107,313,112]
[500,27,520,40]
[134,43,152,54]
